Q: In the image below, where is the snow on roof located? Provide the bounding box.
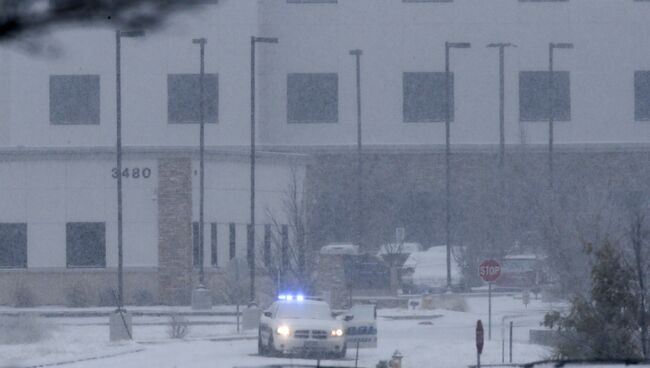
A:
[377,242,423,255]
[402,245,462,287]
[320,243,360,255]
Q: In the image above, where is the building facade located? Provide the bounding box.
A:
[2,0,650,304]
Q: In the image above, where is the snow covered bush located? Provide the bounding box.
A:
[0,315,53,344]
[133,289,155,306]
[12,281,37,308]
[65,282,92,308]
[167,312,189,339]
[97,288,117,307]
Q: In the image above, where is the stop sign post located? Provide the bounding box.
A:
[476,320,484,368]
[479,259,501,341]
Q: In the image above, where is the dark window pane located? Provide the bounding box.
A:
[519,71,571,122]
[264,224,271,268]
[192,221,200,268]
[281,224,289,271]
[168,74,218,124]
[635,71,650,121]
[287,73,338,123]
[229,223,236,260]
[66,222,105,268]
[0,223,27,269]
[50,75,100,125]
[211,223,218,267]
[403,72,454,122]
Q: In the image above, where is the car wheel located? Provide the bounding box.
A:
[337,343,347,359]
[258,331,266,356]
[268,335,278,357]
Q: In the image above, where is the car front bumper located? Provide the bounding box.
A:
[273,336,346,356]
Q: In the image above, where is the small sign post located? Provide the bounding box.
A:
[476,320,484,368]
[479,259,501,340]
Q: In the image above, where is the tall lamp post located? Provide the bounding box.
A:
[444,42,470,292]
[113,29,144,341]
[487,43,516,168]
[249,36,278,303]
[548,42,573,189]
[191,37,210,310]
[349,49,363,250]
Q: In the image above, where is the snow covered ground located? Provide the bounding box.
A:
[1,294,561,368]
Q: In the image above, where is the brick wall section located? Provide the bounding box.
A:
[158,158,193,305]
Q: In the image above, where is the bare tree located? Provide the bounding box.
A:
[261,167,316,294]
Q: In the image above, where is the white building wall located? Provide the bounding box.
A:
[258,0,650,148]
[0,0,260,149]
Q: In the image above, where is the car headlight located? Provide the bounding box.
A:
[276,325,290,336]
[330,328,344,337]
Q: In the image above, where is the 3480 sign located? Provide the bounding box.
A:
[111,167,152,179]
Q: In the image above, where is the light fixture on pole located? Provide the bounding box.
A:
[349,49,363,251]
[548,42,573,189]
[112,28,144,341]
[444,41,470,292]
[249,36,278,304]
[486,43,516,168]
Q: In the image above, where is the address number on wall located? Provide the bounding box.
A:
[111,167,152,179]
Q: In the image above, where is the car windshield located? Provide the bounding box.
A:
[276,303,332,320]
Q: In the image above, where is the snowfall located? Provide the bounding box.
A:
[0,293,573,368]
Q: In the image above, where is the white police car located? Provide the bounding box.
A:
[258,294,347,358]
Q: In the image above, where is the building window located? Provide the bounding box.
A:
[287,73,338,123]
[50,75,100,125]
[403,72,454,123]
[0,223,27,269]
[519,71,571,122]
[66,222,105,268]
[229,223,236,260]
[211,223,218,267]
[264,224,271,268]
[192,222,200,268]
[635,71,650,121]
[168,74,218,124]
[281,224,289,271]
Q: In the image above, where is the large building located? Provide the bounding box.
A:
[1,0,650,304]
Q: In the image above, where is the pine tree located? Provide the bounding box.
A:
[544,241,641,360]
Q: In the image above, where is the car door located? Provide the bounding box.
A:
[344,304,378,348]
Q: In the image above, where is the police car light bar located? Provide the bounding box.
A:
[278,293,306,301]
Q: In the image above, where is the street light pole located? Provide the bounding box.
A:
[192,38,207,288]
[487,43,516,168]
[115,29,144,311]
[250,36,278,304]
[444,42,470,292]
[349,49,363,250]
[548,42,573,189]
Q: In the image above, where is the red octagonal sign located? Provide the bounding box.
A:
[479,259,501,282]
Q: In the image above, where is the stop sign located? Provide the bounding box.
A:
[479,259,501,282]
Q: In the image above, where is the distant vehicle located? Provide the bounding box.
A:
[258,294,347,358]
[495,254,547,290]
